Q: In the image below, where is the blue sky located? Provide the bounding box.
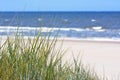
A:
[0,0,120,11]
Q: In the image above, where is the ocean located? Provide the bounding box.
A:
[0,12,120,40]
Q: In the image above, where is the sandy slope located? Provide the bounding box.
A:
[1,36,120,79]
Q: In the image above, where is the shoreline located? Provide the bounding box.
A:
[1,36,120,42]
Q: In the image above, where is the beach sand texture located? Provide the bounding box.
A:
[56,39,120,79]
[1,37,120,79]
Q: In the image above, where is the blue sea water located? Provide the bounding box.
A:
[0,12,120,40]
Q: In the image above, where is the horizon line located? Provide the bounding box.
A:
[0,11,120,12]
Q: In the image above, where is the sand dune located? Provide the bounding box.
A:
[1,36,120,79]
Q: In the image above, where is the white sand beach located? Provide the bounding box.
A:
[1,36,120,79]
[56,39,120,79]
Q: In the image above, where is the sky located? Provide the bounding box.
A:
[0,0,120,11]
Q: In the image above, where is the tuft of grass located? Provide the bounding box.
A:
[0,31,101,80]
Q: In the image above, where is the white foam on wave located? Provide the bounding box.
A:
[92,26,107,32]
[85,26,106,32]
[59,28,85,31]
[38,18,43,21]
[0,26,87,33]
[92,26,102,30]
[0,26,119,33]
[0,30,6,32]
[0,26,49,32]
[0,26,120,42]
[91,19,96,22]
[0,26,120,40]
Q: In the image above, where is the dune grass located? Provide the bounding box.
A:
[0,31,101,80]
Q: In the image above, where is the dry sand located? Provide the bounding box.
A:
[1,36,120,79]
[56,39,120,79]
